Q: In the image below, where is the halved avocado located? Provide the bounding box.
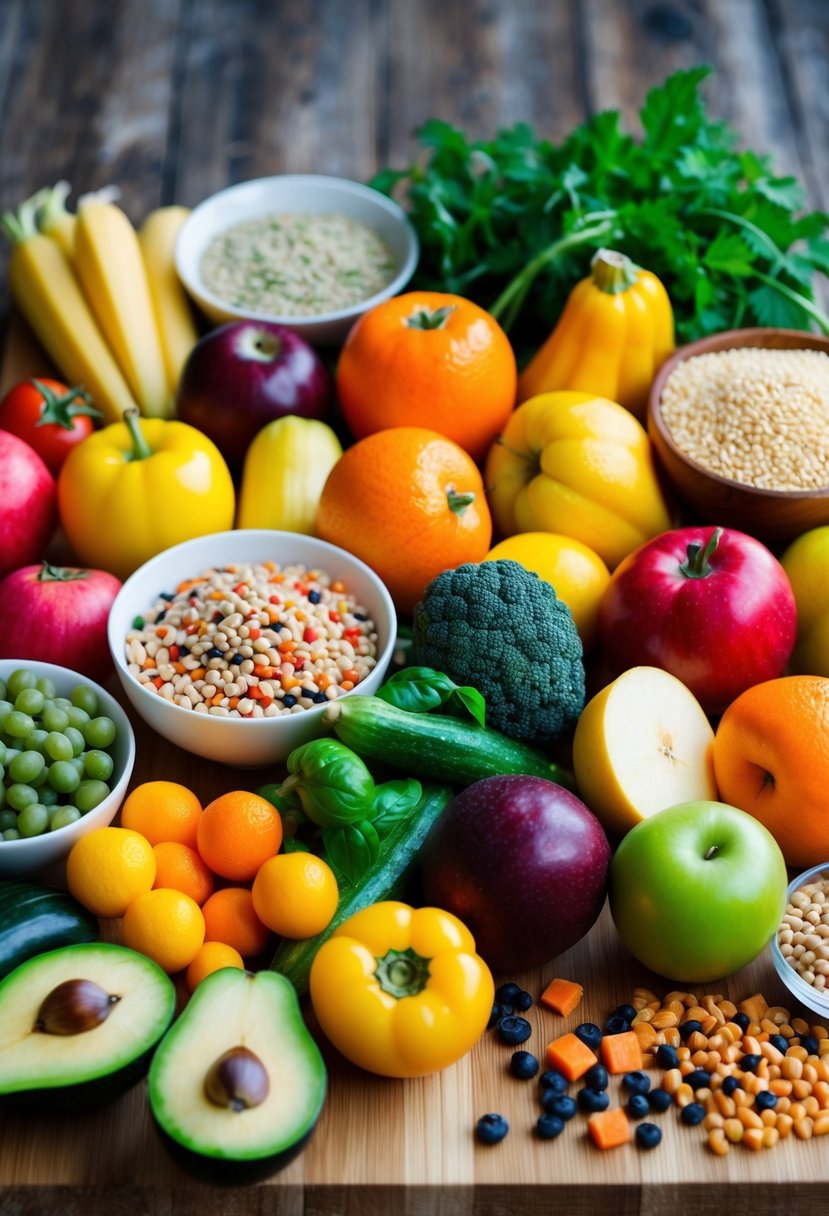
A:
[0,942,176,1109]
[148,968,327,1185]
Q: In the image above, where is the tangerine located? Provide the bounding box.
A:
[336,291,517,462]
[712,675,829,867]
[120,780,203,847]
[122,887,205,973]
[152,841,215,905]
[201,886,271,959]
[66,826,156,918]
[196,789,283,881]
[252,852,339,938]
[185,941,245,993]
[316,427,492,616]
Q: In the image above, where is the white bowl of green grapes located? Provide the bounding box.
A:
[0,660,136,878]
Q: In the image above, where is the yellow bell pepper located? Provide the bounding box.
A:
[517,249,674,420]
[236,415,342,534]
[57,407,235,580]
[309,900,494,1078]
[484,390,672,571]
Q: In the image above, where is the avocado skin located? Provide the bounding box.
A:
[0,1040,163,1111]
[153,1121,318,1186]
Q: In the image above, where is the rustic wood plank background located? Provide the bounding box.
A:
[1,1,829,1212]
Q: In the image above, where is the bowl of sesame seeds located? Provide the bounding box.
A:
[648,328,829,544]
[107,530,397,767]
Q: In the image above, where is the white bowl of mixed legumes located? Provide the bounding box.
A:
[107,530,397,767]
[175,174,419,346]
[772,864,829,1019]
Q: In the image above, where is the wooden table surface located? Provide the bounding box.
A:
[2,2,829,1212]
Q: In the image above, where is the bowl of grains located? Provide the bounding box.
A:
[648,328,829,543]
[772,864,829,1019]
[107,530,397,767]
[175,174,419,345]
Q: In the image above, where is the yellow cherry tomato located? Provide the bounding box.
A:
[781,525,829,676]
[483,532,610,651]
[309,900,494,1078]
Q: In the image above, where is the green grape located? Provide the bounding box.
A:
[36,676,56,698]
[18,803,49,837]
[6,783,38,812]
[41,705,69,733]
[44,731,74,762]
[65,726,85,756]
[66,706,90,731]
[70,685,99,716]
[83,750,114,782]
[3,748,20,764]
[50,805,81,831]
[70,756,86,777]
[47,761,81,794]
[0,740,6,766]
[6,669,36,699]
[39,786,59,806]
[0,700,12,721]
[83,716,117,749]
[14,687,45,716]
[2,829,20,841]
[74,779,110,813]
[0,809,16,830]
[0,678,5,699]
[30,765,48,789]
[4,711,34,739]
[24,728,49,754]
[9,750,46,784]
[54,696,73,710]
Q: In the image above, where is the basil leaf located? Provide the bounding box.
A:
[371,778,423,839]
[282,739,375,827]
[446,686,487,727]
[376,667,457,714]
[322,820,381,885]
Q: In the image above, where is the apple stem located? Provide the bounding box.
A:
[37,561,88,583]
[679,527,723,579]
[704,845,719,860]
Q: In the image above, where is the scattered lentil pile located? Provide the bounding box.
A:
[125,562,379,717]
[778,875,829,993]
[659,347,829,490]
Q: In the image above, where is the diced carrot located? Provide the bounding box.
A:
[587,1107,631,1150]
[545,1032,597,1082]
[540,977,583,1017]
[151,676,165,689]
[601,1031,643,1075]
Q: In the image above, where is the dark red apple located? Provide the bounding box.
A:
[175,320,331,467]
[0,429,56,579]
[420,774,611,973]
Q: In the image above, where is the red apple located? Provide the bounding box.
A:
[175,320,331,467]
[420,774,611,973]
[598,526,797,714]
[0,429,56,579]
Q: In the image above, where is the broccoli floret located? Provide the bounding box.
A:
[410,559,585,744]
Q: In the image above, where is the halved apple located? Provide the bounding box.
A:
[572,665,717,838]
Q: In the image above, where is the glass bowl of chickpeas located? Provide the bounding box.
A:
[771,864,829,1018]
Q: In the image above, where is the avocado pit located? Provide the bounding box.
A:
[204,1045,270,1112]
[35,978,121,1036]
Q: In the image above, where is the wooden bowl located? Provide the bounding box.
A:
[648,327,829,544]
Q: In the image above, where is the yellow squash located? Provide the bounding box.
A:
[517,249,675,420]
[138,206,200,394]
[237,415,343,534]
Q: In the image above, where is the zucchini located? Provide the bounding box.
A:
[322,696,575,789]
[271,782,453,994]
[0,881,99,980]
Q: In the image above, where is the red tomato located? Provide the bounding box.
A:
[0,378,101,474]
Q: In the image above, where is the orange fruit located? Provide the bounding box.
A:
[196,790,283,881]
[185,941,245,993]
[120,780,203,847]
[152,841,215,905]
[712,675,829,867]
[336,291,517,462]
[316,427,492,616]
[122,887,205,973]
[66,826,156,918]
[252,853,339,938]
[201,887,271,959]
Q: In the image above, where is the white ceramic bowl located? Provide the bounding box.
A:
[0,660,136,878]
[107,530,397,768]
[770,862,829,1019]
[175,174,419,345]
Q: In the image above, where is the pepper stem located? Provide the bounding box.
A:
[123,406,153,462]
[590,248,639,295]
[36,561,89,583]
[679,527,723,579]
[374,947,431,999]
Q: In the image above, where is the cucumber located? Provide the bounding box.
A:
[271,782,453,995]
[0,881,99,980]
[322,695,574,789]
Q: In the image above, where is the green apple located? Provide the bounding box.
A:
[608,800,787,983]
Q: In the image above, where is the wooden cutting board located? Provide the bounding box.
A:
[1,321,828,1214]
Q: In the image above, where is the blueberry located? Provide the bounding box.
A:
[206,647,223,659]
[740,1054,762,1074]
[536,1113,565,1140]
[685,1069,711,1090]
[636,1122,662,1150]
[604,1014,631,1034]
[648,1087,673,1113]
[574,1022,602,1051]
[627,1093,650,1119]
[282,694,297,708]
[679,1019,702,1041]
[583,1063,609,1092]
[514,990,533,1012]
[539,1070,568,1094]
[308,590,321,604]
[476,1113,509,1144]
[800,1034,820,1056]
[680,1102,706,1126]
[543,1094,577,1122]
[312,692,328,703]
[510,1051,539,1080]
[497,1015,532,1046]
[769,1034,789,1055]
[755,1090,778,1112]
[622,1070,650,1095]
[487,1003,504,1029]
[495,982,522,1005]
[230,654,245,665]
[731,1012,750,1033]
[613,1004,637,1023]
[578,1087,610,1113]
[655,1044,679,1070]
[721,1075,741,1096]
